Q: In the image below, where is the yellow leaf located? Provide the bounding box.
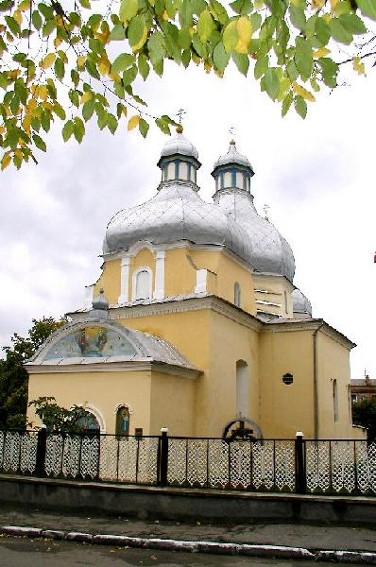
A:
[127,114,140,130]
[38,85,48,100]
[54,36,63,47]
[23,114,32,134]
[14,148,23,159]
[311,0,325,8]
[1,152,12,170]
[329,0,338,11]
[292,82,316,102]
[77,55,86,67]
[18,0,30,11]
[9,69,19,79]
[81,91,92,103]
[131,25,148,53]
[13,10,22,25]
[98,57,111,75]
[236,16,252,54]
[40,53,56,69]
[109,71,121,83]
[353,56,365,75]
[313,47,330,59]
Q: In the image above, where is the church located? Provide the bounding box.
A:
[25,128,363,440]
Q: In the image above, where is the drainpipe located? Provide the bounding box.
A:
[312,321,325,439]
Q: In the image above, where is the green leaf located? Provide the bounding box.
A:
[261,67,280,100]
[82,99,95,121]
[230,0,253,15]
[208,0,229,25]
[54,58,65,80]
[0,0,14,12]
[329,18,353,44]
[148,31,166,73]
[254,53,268,80]
[315,17,330,46]
[155,116,171,134]
[281,91,293,117]
[357,0,376,20]
[32,133,46,151]
[109,24,126,40]
[197,9,215,43]
[119,0,139,22]
[53,103,66,120]
[286,59,298,82]
[294,37,313,81]
[339,13,367,34]
[73,117,85,142]
[112,52,134,73]
[107,113,118,134]
[139,117,149,137]
[223,19,238,52]
[317,57,338,88]
[42,18,56,37]
[5,15,20,36]
[122,64,138,86]
[181,48,191,67]
[213,41,230,73]
[127,14,148,51]
[138,53,150,79]
[38,3,53,18]
[289,4,306,32]
[31,9,42,30]
[232,52,249,75]
[294,95,307,119]
[62,120,74,142]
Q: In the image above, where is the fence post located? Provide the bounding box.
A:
[295,431,306,494]
[159,427,169,487]
[35,426,47,478]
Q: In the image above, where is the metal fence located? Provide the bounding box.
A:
[0,429,375,496]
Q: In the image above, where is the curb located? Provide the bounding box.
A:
[1,525,376,564]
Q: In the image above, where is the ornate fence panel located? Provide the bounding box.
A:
[0,430,38,475]
[166,438,296,492]
[99,435,159,484]
[45,433,100,480]
[305,440,376,495]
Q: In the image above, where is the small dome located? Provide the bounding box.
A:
[292,288,312,317]
[92,289,109,311]
[159,131,199,162]
[213,140,254,172]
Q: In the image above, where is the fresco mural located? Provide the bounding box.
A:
[44,326,137,360]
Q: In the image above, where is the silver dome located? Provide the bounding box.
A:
[159,131,199,161]
[213,141,253,171]
[103,181,254,265]
[292,288,312,317]
[214,189,296,282]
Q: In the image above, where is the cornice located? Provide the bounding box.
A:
[110,295,262,332]
[261,318,356,350]
[26,360,201,379]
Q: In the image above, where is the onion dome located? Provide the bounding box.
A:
[213,142,295,283]
[90,289,109,319]
[103,133,254,266]
[292,288,312,318]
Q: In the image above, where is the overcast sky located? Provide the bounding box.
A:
[1,60,375,379]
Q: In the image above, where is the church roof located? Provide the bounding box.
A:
[25,319,199,373]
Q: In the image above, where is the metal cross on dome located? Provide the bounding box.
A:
[176,108,186,124]
[263,204,270,221]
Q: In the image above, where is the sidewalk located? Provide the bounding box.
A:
[0,505,375,563]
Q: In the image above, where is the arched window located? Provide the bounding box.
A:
[333,379,339,422]
[116,406,130,436]
[236,360,249,418]
[234,282,241,307]
[75,412,100,434]
[133,267,152,301]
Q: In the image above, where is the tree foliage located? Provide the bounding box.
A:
[352,397,376,442]
[0,316,65,429]
[29,396,96,432]
[0,0,375,169]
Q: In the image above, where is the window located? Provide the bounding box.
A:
[134,268,152,301]
[333,379,338,422]
[234,282,241,307]
[116,406,130,436]
[236,360,249,418]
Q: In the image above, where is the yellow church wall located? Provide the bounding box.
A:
[132,248,156,272]
[259,329,315,438]
[316,332,365,439]
[27,370,152,435]
[216,254,255,314]
[193,310,260,437]
[253,274,294,318]
[150,372,195,436]
[164,248,196,296]
[94,259,121,305]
